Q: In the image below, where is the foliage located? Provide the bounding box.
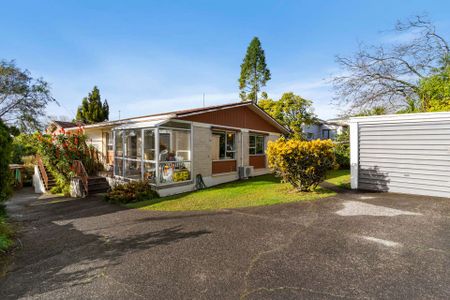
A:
[325,169,351,189]
[0,204,14,253]
[267,138,337,192]
[105,181,158,204]
[333,16,449,114]
[334,129,350,169]
[0,120,13,203]
[35,128,103,194]
[354,106,387,116]
[259,92,315,138]
[11,133,38,164]
[239,37,271,103]
[0,60,55,131]
[418,65,450,112]
[127,174,335,211]
[75,86,109,124]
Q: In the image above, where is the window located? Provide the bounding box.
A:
[322,129,331,139]
[322,129,336,140]
[212,131,235,160]
[249,134,265,155]
[105,132,113,151]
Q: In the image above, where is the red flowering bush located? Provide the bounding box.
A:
[35,127,103,193]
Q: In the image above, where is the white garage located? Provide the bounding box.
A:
[350,112,450,198]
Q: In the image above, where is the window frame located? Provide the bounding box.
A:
[249,134,265,155]
[322,129,331,139]
[212,131,236,160]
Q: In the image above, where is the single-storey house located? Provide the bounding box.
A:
[302,118,348,140]
[56,101,289,196]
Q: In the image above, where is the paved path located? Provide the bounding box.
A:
[0,187,449,299]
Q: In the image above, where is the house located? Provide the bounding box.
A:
[46,120,80,134]
[350,112,450,198]
[55,101,289,196]
[302,118,348,140]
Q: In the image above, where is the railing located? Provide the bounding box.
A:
[35,154,48,190]
[73,160,89,194]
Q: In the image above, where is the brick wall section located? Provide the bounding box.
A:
[193,125,212,177]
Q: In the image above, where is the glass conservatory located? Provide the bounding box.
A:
[113,120,192,186]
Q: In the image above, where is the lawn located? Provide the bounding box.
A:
[127,174,336,211]
[325,169,351,189]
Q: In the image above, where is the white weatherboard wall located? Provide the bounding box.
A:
[350,112,450,198]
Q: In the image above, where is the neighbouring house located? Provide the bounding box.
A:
[46,120,80,134]
[302,118,348,141]
[49,101,289,197]
[350,111,450,198]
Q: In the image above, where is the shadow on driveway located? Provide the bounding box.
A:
[0,188,211,299]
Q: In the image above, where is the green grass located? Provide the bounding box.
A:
[325,169,351,189]
[127,174,336,211]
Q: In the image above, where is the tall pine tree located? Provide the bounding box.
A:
[75,86,109,124]
[239,37,271,103]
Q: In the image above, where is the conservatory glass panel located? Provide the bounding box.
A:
[144,162,156,183]
[124,160,141,180]
[143,129,155,161]
[115,130,123,157]
[157,128,191,184]
[124,129,142,160]
[115,158,124,177]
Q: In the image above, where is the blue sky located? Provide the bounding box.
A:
[1,1,449,120]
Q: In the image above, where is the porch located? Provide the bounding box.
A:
[112,120,193,187]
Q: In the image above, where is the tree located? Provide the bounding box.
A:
[75,86,109,124]
[0,60,55,131]
[333,16,449,114]
[239,37,271,103]
[259,92,315,138]
[418,65,450,111]
[0,120,13,202]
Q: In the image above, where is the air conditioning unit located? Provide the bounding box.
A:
[239,166,254,179]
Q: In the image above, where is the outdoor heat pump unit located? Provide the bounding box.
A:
[239,166,254,179]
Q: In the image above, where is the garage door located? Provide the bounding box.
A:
[358,120,450,198]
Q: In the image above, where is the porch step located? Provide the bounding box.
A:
[87,176,110,194]
[38,164,57,190]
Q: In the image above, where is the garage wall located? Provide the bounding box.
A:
[351,113,450,198]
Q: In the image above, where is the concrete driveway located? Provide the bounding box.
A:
[0,188,449,299]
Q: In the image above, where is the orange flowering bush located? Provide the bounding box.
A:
[267,138,337,191]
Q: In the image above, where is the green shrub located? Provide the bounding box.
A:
[0,120,13,203]
[0,204,13,253]
[334,129,350,169]
[267,138,337,192]
[105,181,159,204]
[11,133,38,164]
[335,143,350,169]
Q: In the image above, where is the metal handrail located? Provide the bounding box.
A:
[35,154,49,190]
[73,160,89,194]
